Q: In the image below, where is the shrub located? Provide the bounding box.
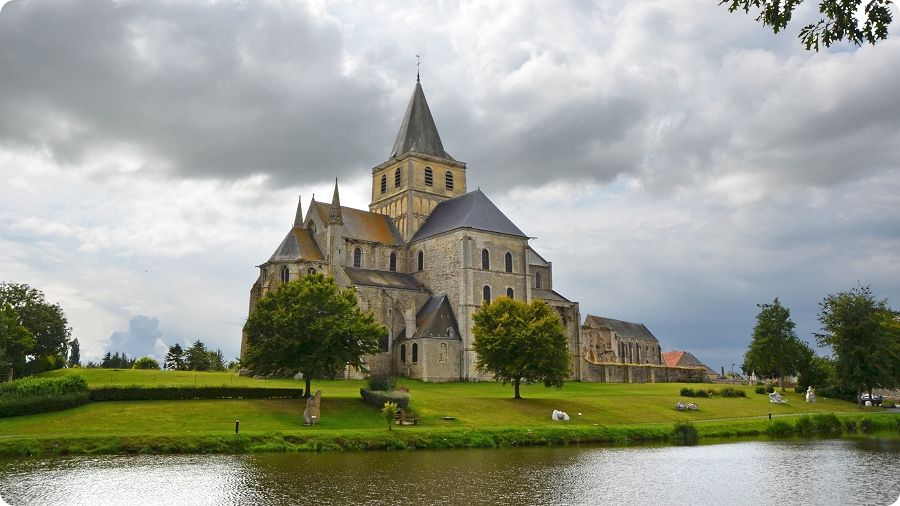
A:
[360,388,409,410]
[694,389,709,398]
[671,420,699,445]
[381,401,398,430]
[89,386,303,401]
[680,387,695,397]
[366,374,396,392]
[794,416,815,436]
[859,417,874,434]
[766,420,793,437]
[766,385,775,393]
[755,386,767,395]
[132,357,160,370]
[842,418,858,433]
[812,414,843,436]
[719,387,747,398]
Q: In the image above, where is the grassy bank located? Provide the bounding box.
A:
[0,369,895,456]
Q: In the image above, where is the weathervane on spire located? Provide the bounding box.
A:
[416,53,421,82]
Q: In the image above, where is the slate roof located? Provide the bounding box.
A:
[583,315,659,343]
[268,227,324,262]
[312,202,405,245]
[410,189,528,242]
[397,294,461,340]
[532,289,571,303]
[390,81,454,161]
[343,267,423,291]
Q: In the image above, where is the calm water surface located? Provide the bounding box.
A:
[1,439,899,505]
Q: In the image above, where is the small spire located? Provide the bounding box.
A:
[416,53,421,83]
[293,195,303,227]
[328,178,343,225]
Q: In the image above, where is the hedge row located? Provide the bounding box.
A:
[680,387,747,398]
[360,388,410,410]
[0,375,88,398]
[89,386,304,401]
[0,392,91,417]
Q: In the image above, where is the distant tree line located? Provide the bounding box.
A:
[164,341,228,372]
[743,284,900,406]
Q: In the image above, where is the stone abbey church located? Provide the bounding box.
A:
[241,80,676,382]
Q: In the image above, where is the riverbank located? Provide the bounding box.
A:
[0,412,896,457]
[0,370,895,456]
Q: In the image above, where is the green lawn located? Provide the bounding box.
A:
[0,369,873,439]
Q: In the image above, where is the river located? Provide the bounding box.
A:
[1,439,898,505]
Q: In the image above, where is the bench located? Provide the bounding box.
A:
[395,409,419,426]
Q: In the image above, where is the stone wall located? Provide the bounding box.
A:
[580,361,708,383]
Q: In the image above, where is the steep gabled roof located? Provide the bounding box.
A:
[584,315,659,343]
[311,202,405,245]
[390,81,454,161]
[397,294,460,340]
[662,350,718,376]
[343,266,423,291]
[410,189,527,242]
[268,228,323,262]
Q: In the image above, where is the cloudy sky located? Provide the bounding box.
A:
[1,0,898,372]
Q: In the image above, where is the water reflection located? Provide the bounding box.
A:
[1,439,898,505]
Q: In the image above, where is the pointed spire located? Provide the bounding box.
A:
[328,178,343,225]
[293,195,303,228]
[390,81,453,161]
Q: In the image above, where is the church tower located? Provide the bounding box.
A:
[370,79,467,241]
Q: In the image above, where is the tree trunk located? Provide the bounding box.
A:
[514,378,521,399]
[857,384,862,408]
[779,375,785,392]
[305,376,311,399]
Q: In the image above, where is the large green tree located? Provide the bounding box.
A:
[67,338,81,368]
[816,284,900,406]
[742,298,805,391]
[0,282,71,376]
[0,303,36,379]
[164,344,185,371]
[185,341,211,371]
[720,0,894,51]
[472,298,571,399]
[243,273,386,397]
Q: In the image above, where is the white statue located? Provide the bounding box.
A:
[769,391,787,404]
[805,386,816,403]
[551,410,570,421]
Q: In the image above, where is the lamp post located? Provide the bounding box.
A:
[731,363,735,385]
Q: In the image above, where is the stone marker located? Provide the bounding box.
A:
[304,389,322,426]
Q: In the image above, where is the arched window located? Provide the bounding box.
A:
[445,171,454,190]
[353,247,362,268]
[389,252,397,272]
[535,271,542,289]
[506,287,514,299]
[505,252,513,273]
[417,251,424,271]
[280,266,290,283]
[380,174,386,194]
[400,344,406,363]
[394,168,401,188]
[483,285,491,303]
[481,249,490,270]
[412,343,419,363]
[307,267,317,275]
[424,167,433,186]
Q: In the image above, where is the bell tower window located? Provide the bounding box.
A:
[445,171,454,190]
[380,175,386,194]
[424,167,433,186]
[394,168,401,188]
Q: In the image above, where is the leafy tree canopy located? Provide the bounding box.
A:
[720,0,894,51]
[0,282,71,376]
[243,273,386,397]
[185,340,211,372]
[67,338,81,368]
[816,284,900,405]
[742,298,806,390]
[472,298,571,399]
[132,356,160,370]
